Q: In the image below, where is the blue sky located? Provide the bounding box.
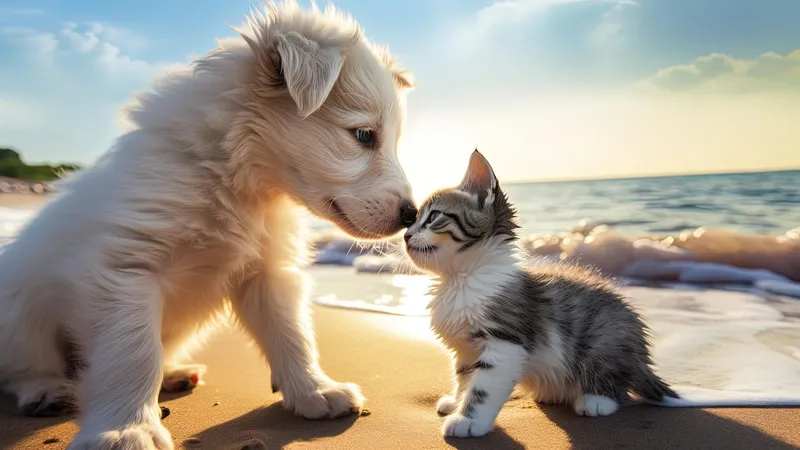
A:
[1,0,799,185]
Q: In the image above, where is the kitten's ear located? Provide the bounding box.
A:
[274,32,344,118]
[458,149,498,205]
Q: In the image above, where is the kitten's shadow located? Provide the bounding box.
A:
[443,428,525,450]
[539,404,797,450]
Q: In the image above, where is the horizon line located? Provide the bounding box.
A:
[504,166,800,185]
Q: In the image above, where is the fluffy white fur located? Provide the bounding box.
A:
[0,2,416,449]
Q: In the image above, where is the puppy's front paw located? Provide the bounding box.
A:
[442,414,493,438]
[436,395,458,416]
[69,422,173,450]
[284,381,365,420]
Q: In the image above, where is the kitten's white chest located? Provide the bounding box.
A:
[428,269,510,348]
[429,282,485,346]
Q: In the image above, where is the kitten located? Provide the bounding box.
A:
[403,150,677,438]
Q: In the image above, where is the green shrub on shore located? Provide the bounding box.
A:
[0,148,81,181]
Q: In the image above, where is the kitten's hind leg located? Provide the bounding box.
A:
[573,394,619,417]
[573,366,627,417]
[527,380,568,406]
[442,340,527,438]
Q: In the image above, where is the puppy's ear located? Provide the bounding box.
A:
[274,32,344,118]
[392,68,415,90]
[458,149,498,207]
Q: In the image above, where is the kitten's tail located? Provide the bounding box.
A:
[632,366,679,401]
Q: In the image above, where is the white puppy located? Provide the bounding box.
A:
[0,2,417,449]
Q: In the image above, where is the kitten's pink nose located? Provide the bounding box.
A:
[403,233,411,245]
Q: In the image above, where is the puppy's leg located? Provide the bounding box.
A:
[68,275,172,450]
[5,377,77,417]
[162,363,207,392]
[0,323,78,416]
[230,265,364,419]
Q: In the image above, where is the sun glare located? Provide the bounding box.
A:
[399,118,478,204]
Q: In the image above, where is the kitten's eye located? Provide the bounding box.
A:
[426,210,441,224]
[353,128,374,146]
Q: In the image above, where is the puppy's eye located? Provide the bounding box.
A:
[353,128,374,146]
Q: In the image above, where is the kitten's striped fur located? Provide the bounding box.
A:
[404,150,677,438]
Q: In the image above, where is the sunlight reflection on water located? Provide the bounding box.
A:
[312,268,434,316]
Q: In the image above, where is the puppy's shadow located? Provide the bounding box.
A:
[0,394,74,449]
[189,402,359,449]
[0,389,199,448]
[159,389,195,402]
[539,404,797,450]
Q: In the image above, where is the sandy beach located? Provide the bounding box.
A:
[1,287,798,449]
[0,193,51,210]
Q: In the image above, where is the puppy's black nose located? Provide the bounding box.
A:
[403,233,412,245]
[399,202,418,226]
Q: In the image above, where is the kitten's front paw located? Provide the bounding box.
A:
[68,422,173,450]
[436,395,458,416]
[283,381,364,420]
[442,414,493,438]
[573,394,618,417]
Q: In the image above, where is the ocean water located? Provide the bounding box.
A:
[502,170,800,237]
[312,170,800,303]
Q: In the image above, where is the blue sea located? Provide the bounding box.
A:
[503,170,800,237]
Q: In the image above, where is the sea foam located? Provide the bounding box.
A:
[312,220,800,299]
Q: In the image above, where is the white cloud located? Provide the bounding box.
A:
[640,50,800,93]
[0,21,167,163]
[475,0,588,29]
[590,0,638,47]
[0,26,58,57]
[98,41,159,77]
[61,22,147,55]
[471,0,633,34]
[2,22,160,82]
[61,23,100,53]
[437,0,639,78]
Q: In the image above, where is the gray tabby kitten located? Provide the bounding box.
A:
[403,150,677,438]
